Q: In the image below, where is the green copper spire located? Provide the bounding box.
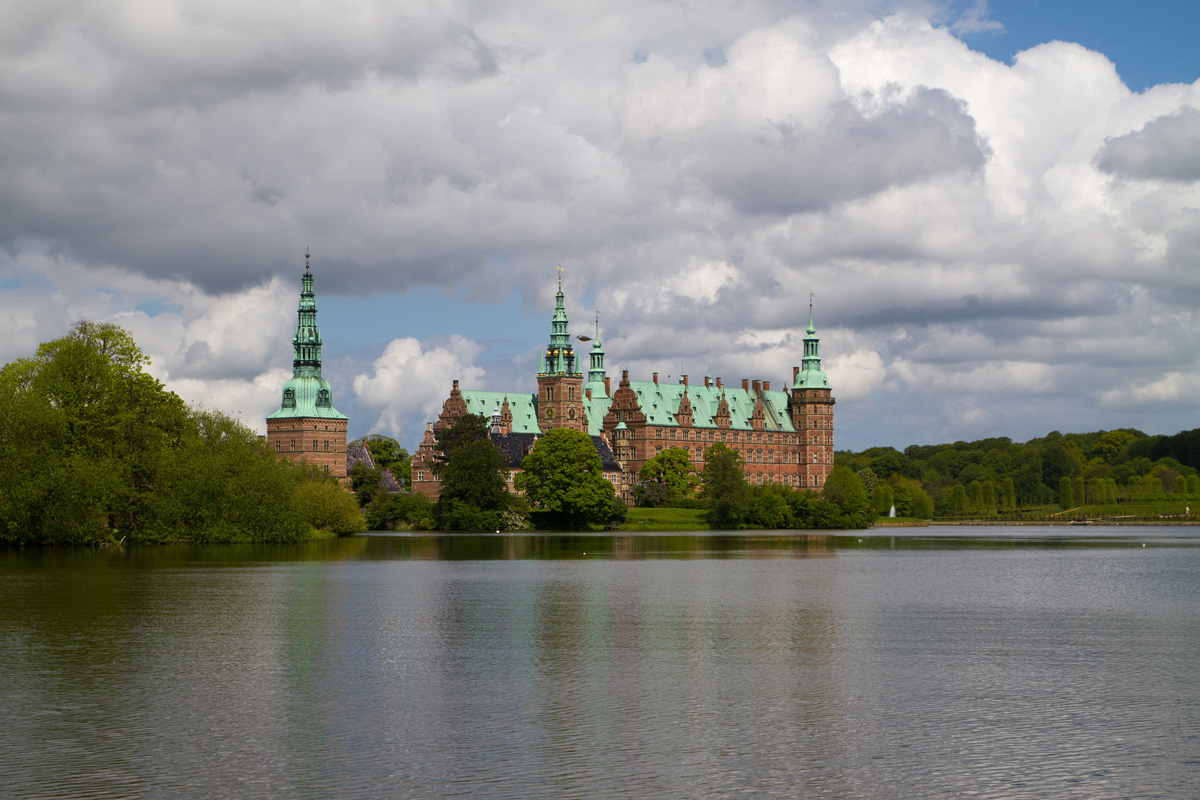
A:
[794,292,830,390]
[540,266,580,376]
[293,248,322,376]
[586,309,607,394]
[268,250,347,420]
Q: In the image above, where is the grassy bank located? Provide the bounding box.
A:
[621,507,710,531]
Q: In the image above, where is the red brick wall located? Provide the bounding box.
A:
[266,418,348,480]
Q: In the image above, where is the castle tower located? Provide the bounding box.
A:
[585,310,607,399]
[789,297,835,489]
[537,267,585,431]
[266,250,349,479]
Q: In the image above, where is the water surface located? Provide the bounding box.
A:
[2,527,1198,799]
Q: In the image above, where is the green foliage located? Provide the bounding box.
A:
[516,428,615,530]
[362,434,411,485]
[0,323,341,545]
[818,465,874,528]
[1059,476,1074,508]
[1001,477,1016,511]
[873,483,894,514]
[951,484,969,514]
[635,447,698,506]
[349,462,383,506]
[432,414,489,474]
[700,443,749,529]
[436,438,514,530]
[293,479,366,535]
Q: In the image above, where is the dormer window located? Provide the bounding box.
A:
[316,388,331,407]
[282,388,296,409]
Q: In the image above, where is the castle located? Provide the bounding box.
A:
[411,273,835,502]
[266,252,349,479]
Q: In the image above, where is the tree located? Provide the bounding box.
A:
[636,447,698,505]
[1059,476,1074,508]
[819,466,873,528]
[516,428,615,530]
[292,478,366,535]
[436,438,512,530]
[432,414,490,474]
[362,434,411,485]
[873,483,894,515]
[1001,477,1016,512]
[951,484,969,515]
[1,324,366,545]
[700,443,749,529]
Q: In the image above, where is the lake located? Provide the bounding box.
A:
[2,527,1199,799]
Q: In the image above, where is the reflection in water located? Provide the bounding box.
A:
[2,529,1199,799]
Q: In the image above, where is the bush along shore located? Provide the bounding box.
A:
[1,323,363,546]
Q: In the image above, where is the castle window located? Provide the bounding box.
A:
[317,388,331,408]
[282,388,296,409]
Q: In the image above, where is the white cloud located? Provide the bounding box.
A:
[3,1,1200,452]
[353,335,487,437]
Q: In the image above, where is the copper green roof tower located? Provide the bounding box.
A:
[793,296,830,390]
[537,266,586,432]
[266,249,349,479]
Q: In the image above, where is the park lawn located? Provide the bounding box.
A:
[622,507,710,531]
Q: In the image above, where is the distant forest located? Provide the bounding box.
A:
[836,427,1200,517]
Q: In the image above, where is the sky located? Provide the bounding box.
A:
[2,0,1199,454]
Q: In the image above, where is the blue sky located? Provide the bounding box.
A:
[966,0,1200,91]
[2,0,1199,453]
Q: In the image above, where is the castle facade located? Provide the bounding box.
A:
[412,276,834,502]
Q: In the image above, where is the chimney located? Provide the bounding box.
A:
[704,376,711,388]
[682,374,689,387]
[586,388,592,400]
[716,377,723,388]
[793,366,800,381]
[653,372,659,384]
[752,380,761,393]
[764,381,770,391]
[605,376,611,395]
[742,379,750,391]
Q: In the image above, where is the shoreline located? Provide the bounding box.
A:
[910,519,1200,527]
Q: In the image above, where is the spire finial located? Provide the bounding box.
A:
[595,308,600,340]
[557,263,563,291]
[305,246,311,273]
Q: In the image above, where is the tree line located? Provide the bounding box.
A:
[836,427,1200,517]
[1,323,364,546]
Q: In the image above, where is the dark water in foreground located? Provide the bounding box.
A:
[2,527,1199,799]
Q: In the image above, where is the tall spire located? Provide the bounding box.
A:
[794,290,829,389]
[541,266,579,376]
[293,247,323,377]
[586,308,607,392]
[267,248,346,422]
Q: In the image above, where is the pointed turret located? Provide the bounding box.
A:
[266,249,349,479]
[585,309,607,398]
[794,296,830,390]
[541,266,580,377]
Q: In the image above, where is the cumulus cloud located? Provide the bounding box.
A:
[3,0,1200,451]
[353,336,487,437]
[1095,107,1200,182]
